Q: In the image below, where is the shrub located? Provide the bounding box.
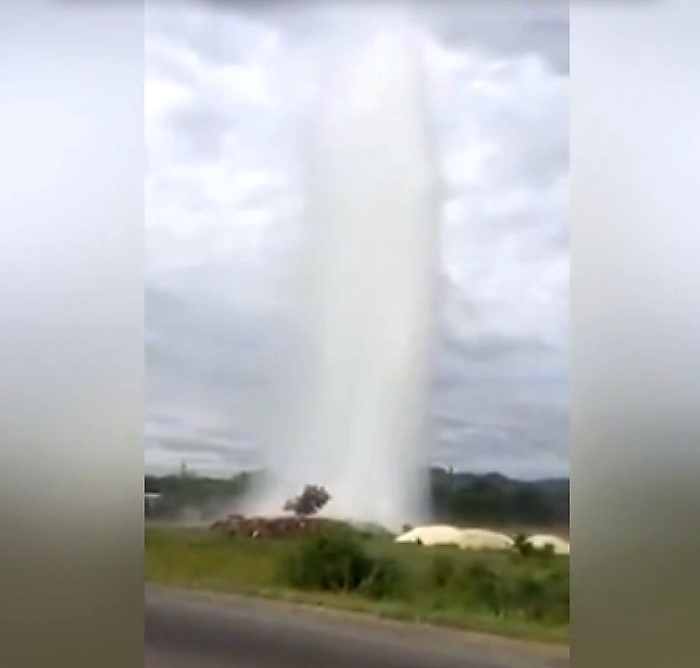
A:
[283,527,405,599]
[461,561,507,616]
[360,556,405,600]
[281,525,569,625]
[512,534,561,564]
[501,563,569,623]
[430,553,456,588]
[512,573,549,620]
[540,568,570,623]
[513,533,535,557]
[537,543,556,563]
[283,527,374,592]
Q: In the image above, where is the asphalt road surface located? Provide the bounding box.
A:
[145,587,569,668]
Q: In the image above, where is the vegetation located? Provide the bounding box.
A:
[145,524,569,643]
[144,471,254,519]
[430,469,569,529]
[145,467,569,531]
[283,485,331,517]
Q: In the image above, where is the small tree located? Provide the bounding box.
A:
[284,484,331,517]
[513,533,535,557]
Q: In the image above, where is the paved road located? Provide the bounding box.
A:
[145,587,569,668]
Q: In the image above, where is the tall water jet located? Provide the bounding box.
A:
[255,27,441,530]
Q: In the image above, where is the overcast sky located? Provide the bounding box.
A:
[145,1,569,480]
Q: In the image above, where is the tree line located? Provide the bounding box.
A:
[145,467,569,528]
[430,468,569,528]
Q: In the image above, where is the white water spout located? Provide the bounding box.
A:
[254,26,442,530]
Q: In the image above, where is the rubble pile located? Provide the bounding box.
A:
[209,514,345,539]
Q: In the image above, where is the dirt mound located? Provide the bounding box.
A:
[209,514,345,539]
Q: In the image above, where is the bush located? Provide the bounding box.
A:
[513,533,535,557]
[538,568,569,624]
[538,543,557,564]
[461,561,507,616]
[280,525,569,625]
[283,527,405,599]
[512,573,549,620]
[454,558,570,624]
[502,568,569,623]
[511,535,558,563]
[430,553,457,588]
[360,556,405,600]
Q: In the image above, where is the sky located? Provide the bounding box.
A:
[145,0,569,480]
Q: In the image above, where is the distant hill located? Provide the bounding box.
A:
[430,467,568,487]
[429,467,569,529]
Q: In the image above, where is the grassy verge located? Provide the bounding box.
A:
[145,526,569,645]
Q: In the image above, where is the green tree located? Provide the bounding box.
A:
[284,485,331,517]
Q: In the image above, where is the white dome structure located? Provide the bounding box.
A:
[395,525,514,550]
[527,534,570,555]
[395,524,465,547]
[458,528,514,551]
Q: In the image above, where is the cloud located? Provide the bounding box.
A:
[145,1,569,479]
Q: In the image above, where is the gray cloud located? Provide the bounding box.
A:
[166,104,232,163]
[437,19,569,74]
[145,1,569,479]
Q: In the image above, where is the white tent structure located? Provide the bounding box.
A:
[395,525,514,550]
[527,534,570,555]
[459,528,514,551]
[395,524,465,547]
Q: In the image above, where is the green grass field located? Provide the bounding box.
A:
[145,525,569,644]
